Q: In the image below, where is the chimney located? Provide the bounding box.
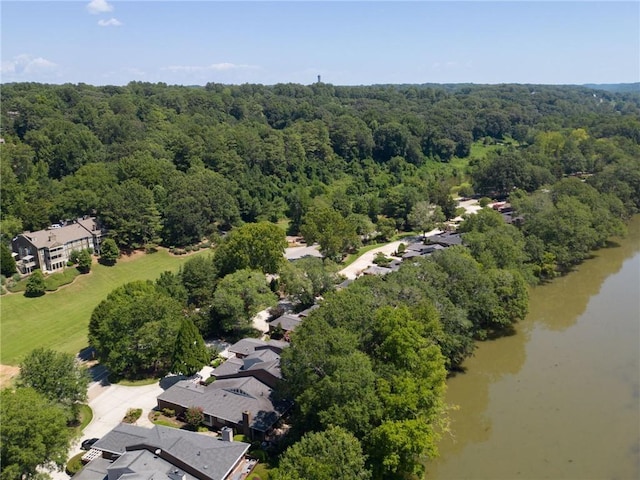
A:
[221,427,233,442]
[242,411,252,439]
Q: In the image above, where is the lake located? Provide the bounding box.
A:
[428,216,640,480]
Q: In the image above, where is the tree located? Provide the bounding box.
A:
[25,270,45,297]
[77,249,92,274]
[213,222,287,277]
[271,427,370,480]
[99,238,119,265]
[297,352,383,438]
[1,388,71,480]
[171,318,209,376]
[181,255,217,306]
[98,180,162,249]
[407,201,445,238]
[300,206,359,261]
[1,243,17,277]
[210,269,277,334]
[18,348,89,420]
[88,281,183,377]
[367,418,436,480]
[279,257,338,308]
[184,406,204,431]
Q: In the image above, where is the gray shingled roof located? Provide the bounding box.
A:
[85,424,249,480]
[297,304,320,317]
[227,338,288,358]
[20,217,102,250]
[227,339,268,357]
[268,314,302,332]
[158,378,290,432]
[362,265,393,276]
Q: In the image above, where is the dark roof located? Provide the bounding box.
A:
[212,350,282,380]
[405,242,433,252]
[297,304,320,317]
[362,265,393,276]
[427,233,463,247]
[83,424,249,480]
[268,314,302,332]
[227,338,287,358]
[158,378,291,433]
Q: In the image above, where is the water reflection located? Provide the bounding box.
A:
[428,217,640,480]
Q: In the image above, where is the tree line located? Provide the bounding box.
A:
[2,82,638,252]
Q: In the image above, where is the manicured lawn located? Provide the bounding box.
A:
[0,249,211,365]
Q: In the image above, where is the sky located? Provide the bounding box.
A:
[1,1,639,86]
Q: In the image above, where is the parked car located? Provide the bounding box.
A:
[81,438,99,450]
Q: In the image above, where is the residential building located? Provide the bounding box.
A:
[73,423,251,480]
[157,377,292,441]
[158,338,292,441]
[12,216,106,273]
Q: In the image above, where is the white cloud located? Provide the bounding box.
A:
[98,18,123,27]
[87,0,113,14]
[1,54,57,75]
[165,62,258,73]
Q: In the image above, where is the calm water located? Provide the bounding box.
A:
[428,216,640,480]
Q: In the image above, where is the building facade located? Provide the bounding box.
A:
[12,217,106,274]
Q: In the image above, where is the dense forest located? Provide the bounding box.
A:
[1,82,639,249]
[2,81,640,479]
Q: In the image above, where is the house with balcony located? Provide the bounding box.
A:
[11,216,106,274]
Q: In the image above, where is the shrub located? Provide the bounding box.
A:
[184,406,204,430]
[65,452,85,476]
[144,243,158,254]
[205,375,216,385]
[479,197,492,207]
[372,252,391,267]
[69,250,81,264]
[162,408,176,417]
[12,273,21,283]
[123,408,142,423]
[77,249,92,274]
[251,449,268,462]
[458,184,475,198]
[210,358,223,368]
[185,246,193,253]
[396,243,406,254]
[25,270,46,297]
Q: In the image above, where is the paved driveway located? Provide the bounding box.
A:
[49,380,164,480]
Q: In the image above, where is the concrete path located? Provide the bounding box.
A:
[49,380,164,480]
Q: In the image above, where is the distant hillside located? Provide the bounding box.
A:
[583,83,640,93]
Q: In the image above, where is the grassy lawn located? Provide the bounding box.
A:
[0,249,211,365]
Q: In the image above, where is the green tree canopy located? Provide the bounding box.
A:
[300,206,359,261]
[88,281,183,377]
[210,269,277,334]
[18,348,89,415]
[407,201,445,238]
[99,238,119,266]
[1,388,71,480]
[213,222,287,277]
[171,318,209,376]
[25,270,45,297]
[77,249,92,274]
[1,243,17,277]
[271,426,371,480]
